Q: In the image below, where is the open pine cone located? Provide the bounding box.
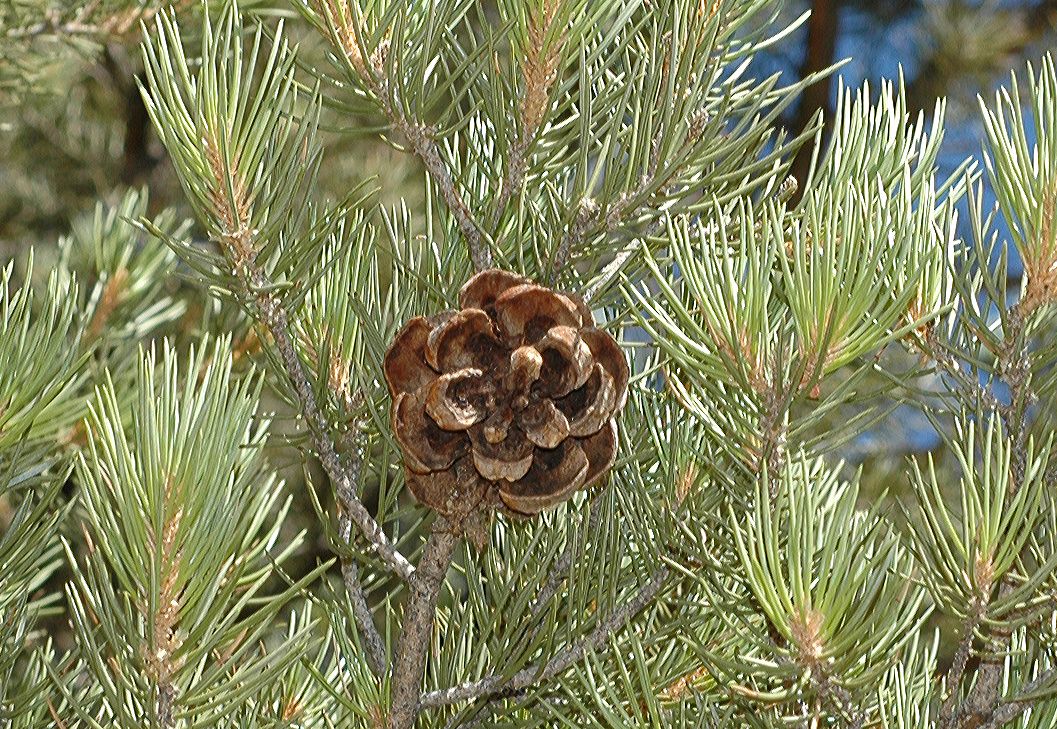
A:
[384,269,629,518]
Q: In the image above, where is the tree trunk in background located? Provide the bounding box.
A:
[121,81,152,185]
[791,0,839,191]
[103,45,154,186]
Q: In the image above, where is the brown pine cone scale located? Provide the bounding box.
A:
[384,269,628,519]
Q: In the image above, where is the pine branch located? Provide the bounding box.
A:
[405,123,492,271]
[528,492,605,619]
[938,597,986,728]
[550,163,654,278]
[954,64,1057,727]
[924,328,1006,416]
[320,0,492,271]
[976,668,1057,729]
[4,13,99,40]
[951,300,1040,727]
[332,398,388,676]
[184,82,414,581]
[813,675,864,729]
[157,683,174,729]
[199,128,414,582]
[148,483,182,729]
[3,1,104,40]
[4,1,186,41]
[239,256,415,582]
[339,519,387,677]
[582,243,638,305]
[758,386,791,497]
[550,98,708,279]
[492,0,563,227]
[66,339,327,725]
[582,190,720,305]
[569,123,722,300]
[420,567,668,710]
[387,518,458,729]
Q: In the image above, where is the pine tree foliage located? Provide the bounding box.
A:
[60,340,325,726]
[59,189,189,348]
[1,1,1057,728]
[0,262,83,723]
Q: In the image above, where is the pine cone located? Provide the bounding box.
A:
[384,269,629,518]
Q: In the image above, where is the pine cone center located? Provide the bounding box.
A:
[384,269,629,518]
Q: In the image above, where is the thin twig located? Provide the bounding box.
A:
[550,86,710,279]
[387,518,459,729]
[550,198,602,283]
[529,491,606,618]
[420,567,668,709]
[156,684,174,729]
[5,1,186,40]
[321,2,491,271]
[148,479,182,729]
[201,124,414,584]
[817,678,864,729]
[402,124,491,271]
[758,385,790,497]
[923,329,1006,417]
[581,213,670,306]
[938,597,985,728]
[338,517,387,676]
[550,109,674,277]
[239,261,415,581]
[330,399,388,675]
